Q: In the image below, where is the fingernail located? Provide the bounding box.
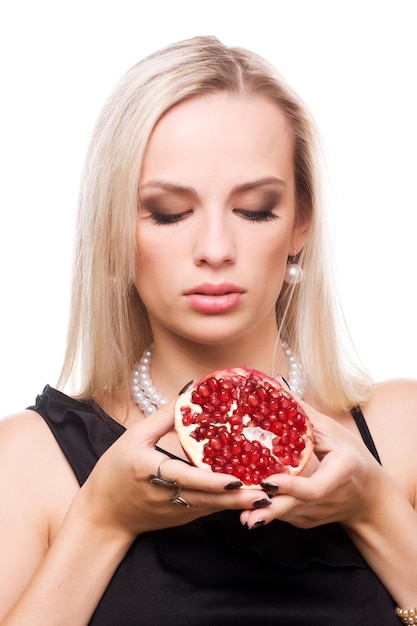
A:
[224,480,243,490]
[178,380,195,395]
[260,482,279,494]
[276,373,291,391]
[250,520,266,529]
[252,498,272,509]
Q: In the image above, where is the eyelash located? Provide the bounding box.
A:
[146,208,279,226]
[235,209,279,223]
[147,211,187,226]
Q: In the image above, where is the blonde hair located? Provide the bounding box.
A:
[59,35,372,411]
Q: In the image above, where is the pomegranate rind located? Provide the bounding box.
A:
[174,367,314,487]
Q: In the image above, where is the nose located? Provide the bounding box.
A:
[193,209,236,267]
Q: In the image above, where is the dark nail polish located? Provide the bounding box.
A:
[276,373,291,391]
[224,480,243,490]
[260,482,279,494]
[178,379,195,395]
[250,520,266,529]
[252,498,272,509]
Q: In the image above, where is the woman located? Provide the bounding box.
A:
[1,36,416,625]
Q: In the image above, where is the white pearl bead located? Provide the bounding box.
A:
[284,263,303,285]
[131,341,305,416]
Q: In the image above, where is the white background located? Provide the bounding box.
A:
[0,0,416,417]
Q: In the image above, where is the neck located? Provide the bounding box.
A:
[131,337,305,416]
[154,328,284,394]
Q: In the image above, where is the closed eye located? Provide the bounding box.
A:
[234,209,280,223]
[146,210,192,226]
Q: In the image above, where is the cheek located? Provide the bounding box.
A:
[251,236,290,300]
[134,230,176,299]
[252,232,290,271]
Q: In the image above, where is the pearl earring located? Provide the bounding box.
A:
[284,252,303,285]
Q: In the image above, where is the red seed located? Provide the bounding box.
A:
[247,393,259,407]
[206,377,218,393]
[209,437,223,451]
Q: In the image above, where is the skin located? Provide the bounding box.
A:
[1,93,417,624]
[135,93,308,399]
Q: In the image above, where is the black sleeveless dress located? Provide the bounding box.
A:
[29,386,400,625]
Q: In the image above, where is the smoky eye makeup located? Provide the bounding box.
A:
[233,191,282,222]
[139,194,193,225]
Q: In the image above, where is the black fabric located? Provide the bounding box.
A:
[351,405,382,464]
[28,386,399,625]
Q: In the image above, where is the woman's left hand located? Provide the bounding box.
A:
[240,403,387,530]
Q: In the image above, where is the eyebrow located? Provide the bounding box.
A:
[231,176,286,194]
[140,176,286,197]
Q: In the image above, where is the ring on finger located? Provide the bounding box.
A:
[169,487,196,508]
[149,457,177,487]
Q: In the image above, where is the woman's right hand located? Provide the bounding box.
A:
[75,399,266,540]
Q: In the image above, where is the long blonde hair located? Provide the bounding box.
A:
[59,36,372,411]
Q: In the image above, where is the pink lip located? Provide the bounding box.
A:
[184,283,245,313]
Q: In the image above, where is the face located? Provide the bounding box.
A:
[136,93,309,348]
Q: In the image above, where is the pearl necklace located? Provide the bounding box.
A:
[131,343,305,416]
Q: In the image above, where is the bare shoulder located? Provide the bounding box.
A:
[0,408,79,505]
[363,378,417,424]
[362,378,417,499]
[0,409,79,546]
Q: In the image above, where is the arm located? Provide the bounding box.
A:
[1,403,264,625]
[0,411,128,625]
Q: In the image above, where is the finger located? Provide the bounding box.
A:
[145,452,266,495]
[129,399,177,446]
[269,446,357,501]
[240,493,297,529]
[170,484,272,513]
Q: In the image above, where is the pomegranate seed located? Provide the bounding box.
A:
[231,443,242,455]
[233,465,246,479]
[269,398,280,412]
[242,441,252,453]
[287,406,298,419]
[229,414,242,426]
[247,393,259,407]
[241,453,250,466]
[271,422,283,435]
[206,377,218,393]
[280,397,290,409]
[293,437,306,451]
[257,387,267,402]
[209,437,223,451]
[218,430,229,446]
[259,403,270,416]
[209,393,220,407]
[250,450,260,464]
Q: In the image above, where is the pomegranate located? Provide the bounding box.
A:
[174,367,314,486]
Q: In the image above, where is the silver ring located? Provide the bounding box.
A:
[169,487,194,508]
[149,458,177,487]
